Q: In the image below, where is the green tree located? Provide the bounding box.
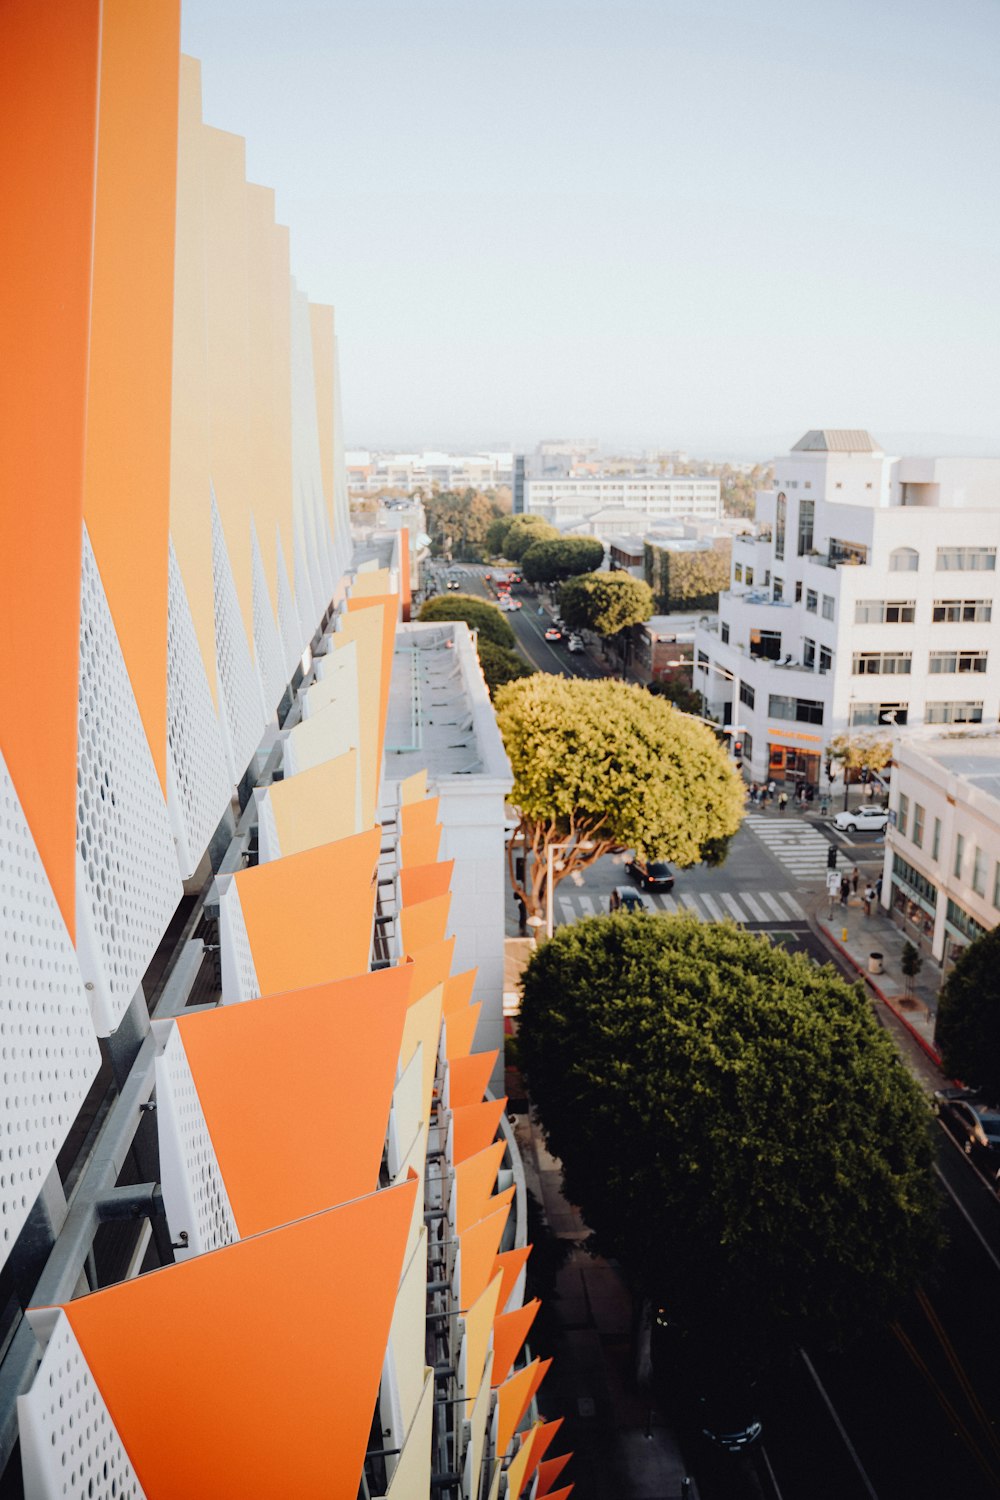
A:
[424,489,504,561]
[486,514,517,556]
[418,593,516,648]
[643,542,732,612]
[521,536,605,585]
[504,515,560,561]
[647,678,705,716]
[936,926,1000,1102]
[826,732,893,809]
[518,914,942,1357]
[476,638,535,696]
[559,573,653,667]
[495,675,744,917]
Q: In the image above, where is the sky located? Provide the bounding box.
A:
[180,0,1000,460]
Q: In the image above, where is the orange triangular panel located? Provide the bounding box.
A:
[454,1142,504,1234]
[400,796,439,833]
[540,1486,574,1500]
[177,966,410,1236]
[0,0,102,933]
[445,1002,481,1061]
[399,825,442,868]
[442,967,477,1016]
[459,1201,510,1311]
[523,1417,563,1480]
[345,594,396,767]
[496,1357,542,1457]
[503,1434,534,1500]
[537,1451,573,1495]
[453,1098,506,1164]
[525,1356,552,1410]
[405,937,454,1005]
[235,827,380,994]
[63,1180,416,1499]
[491,1299,540,1386]
[449,1050,497,1108]
[493,1245,531,1314]
[399,859,454,906]
[399,892,451,956]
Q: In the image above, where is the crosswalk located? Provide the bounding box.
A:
[555,887,807,925]
[742,814,833,879]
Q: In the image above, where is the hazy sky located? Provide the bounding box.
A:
[181,0,1000,458]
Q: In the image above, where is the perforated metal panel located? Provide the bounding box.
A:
[250,521,286,719]
[165,541,233,879]
[276,532,304,678]
[293,511,320,648]
[0,750,101,1260]
[76,529,183,1035]
[218,877,261,1004]
[210,492,266,785]
[18,1310,147,1500]
[155,1026,239,1256]
[254,788,281,864]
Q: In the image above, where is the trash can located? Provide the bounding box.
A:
[868,952,884,976]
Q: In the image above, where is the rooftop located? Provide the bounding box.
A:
[791,429,883,454]
[906,729,1000,802]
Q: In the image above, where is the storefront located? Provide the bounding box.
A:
[941,898,989,974]
[766,729,823,787]
[889,853,937,953]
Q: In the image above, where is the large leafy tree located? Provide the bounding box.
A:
[935,927,1000,1102]
[486,514,517,556]
[418,593,516,648]
[424,489,504,561]
[504,515,559,561]
[519,915,942,1357]
[476,638,535,696]
[826,731,893,808]
[521,536,604,585]
[559,571,653,639]
[495,676,744,916]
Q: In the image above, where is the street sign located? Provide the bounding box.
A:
[826,871,840,896]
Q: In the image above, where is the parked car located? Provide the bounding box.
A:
[833,804,888,834]
[507,571,523,584]
[567,634,584,653]
[933,1088,1000,1163]
[650,1308,763,1455]
[544,627,563,642]
[625,857,675,891]
[609,886,648,913]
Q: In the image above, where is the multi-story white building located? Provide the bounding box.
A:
[693,430,1000,788]
[882,729,1000,969]
[520,474,722,529]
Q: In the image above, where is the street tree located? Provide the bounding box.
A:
[521,536,605,585]
[424,489,504,561]
[418,594,516,649]
[495,675,744,918]
[518,914,943,1357]
[559,571,653,639]
[476,638,535,696]
[504,515,559,561]
[486,514,517,556]
[935,926,1000,1102]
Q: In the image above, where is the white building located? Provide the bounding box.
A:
[882,729,1000,968]
[520,474,722,528]
[693,430,1000,788]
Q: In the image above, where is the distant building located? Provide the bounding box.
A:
[634,614,701,684]
[522,474,722,529]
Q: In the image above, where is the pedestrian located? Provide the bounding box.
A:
[778,792,788,813]
[863,884,875,917]
[839,874,850,906]
[768,779,776,798]
[875,874,883,903]
[851,866,859,895]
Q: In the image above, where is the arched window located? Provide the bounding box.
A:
[889,547,919,573]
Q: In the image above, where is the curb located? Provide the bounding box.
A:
[815,918,943,1067]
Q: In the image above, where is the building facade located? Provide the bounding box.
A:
[694,431,1000,787]
[522,474,722,529]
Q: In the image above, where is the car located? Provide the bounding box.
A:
[544,627,563,642]
[609,885,648,913]
[554,617,567,631]
[446,575,461,591]
[483,572,491,582]
[507,597,522,610]
[650,1309,763,1456]
[625,857,675,891]
[833,804,889,833]
[567,634,584,653]
[933,1088,1000,1162]
[507,572,523,584]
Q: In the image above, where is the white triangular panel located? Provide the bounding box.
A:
[276,528,304,676]
[155,1025,239,1257]
[218,876,262,1004]
[250,518,287,717]
[210,490,266,785]
[0,749,100,1261]
[75,527,183,1034]
[253,786,282,864]
[166,540,233,878]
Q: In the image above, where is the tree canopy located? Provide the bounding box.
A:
[826,731,893,776]
[521,536,605,584]
[424,489,506,561]
[495,675,744,915]
[476,637,535,696]
[559,571,653,638]
[486,514,517,556]
[643,541,732,612]
[418,593,516,648]
[518,914,942,1356]
[504,515,560,561]
[935,926,1000,1102]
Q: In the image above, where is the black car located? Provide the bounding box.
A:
[609,885,648,913]
[650,1307,763,1455]
[933,1087,1000,1163]
[625,857,675,891]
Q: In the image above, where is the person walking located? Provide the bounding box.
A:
[851,866,860,895]
[863,883,875,917]
[778,791,788,813]
[839,874,850,906]
[515,893,527,936]
[768,779,776,799]
[875,874,883,903]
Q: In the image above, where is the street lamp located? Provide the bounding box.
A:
[546,839,595,940]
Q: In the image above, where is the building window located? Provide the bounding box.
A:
[849,702,908,727]
[775,492,786,562]
[954,833,965,879]
[745,566,754,586]
[768,694,824,724]
[734,562,743,582]
[889,547,919,572]
[797,499,815,555]
[829,538,869,565]
[854,599,916,624]
[946,898,987,944]
[972,845,987,898]
[936,546,997,571]
[803,638,816,669]
[932,818,941,862]
[822,594,835,620]
[852,652,912,675]
[819,645,832,672]
[721,622,730,644]
[697,650,709,666]
[932,599,992,623]
[912,804,925,848]
[773,577,783,601]
[739,680,755,710]
[925,701,984,724]
[805,589,818,613]
[898,793,909,840]
[892,852,938,908]
[928,649,988,674]
[795,581,802,602]
[750,628,782,660]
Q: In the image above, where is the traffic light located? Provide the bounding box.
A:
[733,738,743,757]
[827,844,837,870]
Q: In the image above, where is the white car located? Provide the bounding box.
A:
[567,634,584,653]
[833,804,889,834]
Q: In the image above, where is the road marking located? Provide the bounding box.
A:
[700,893,725,920]
[577,895,596,917]
[760,891,789,920]
[740,892,769,920]
[777,891,807,919]
[679,894,701,916]
[720,892,748,922]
